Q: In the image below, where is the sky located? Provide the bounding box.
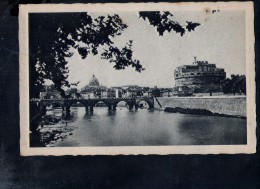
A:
[60,11,245,89]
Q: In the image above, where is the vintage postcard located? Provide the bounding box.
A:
[19,2,256,156]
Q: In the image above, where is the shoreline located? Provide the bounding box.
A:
[163,107,246,119]
[154,96,246,117]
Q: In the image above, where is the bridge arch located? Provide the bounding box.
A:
[114,100,132,108]
[52,102,64,108]
[67,100,87,108]
[40,101,64,108]
[37,101,64,116]
[65,99,83,107]
[135,97,154,109]
[93,100,111,107]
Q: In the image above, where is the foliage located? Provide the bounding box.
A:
[220,75,246,94]
[139,11,200,36]
[30,13,132,98]
[101,40,144,72]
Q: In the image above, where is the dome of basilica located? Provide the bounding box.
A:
[88,74,100,87]
[81,74,107,93]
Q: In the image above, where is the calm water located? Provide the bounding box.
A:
[43,107,247,147]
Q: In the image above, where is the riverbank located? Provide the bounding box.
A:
[154,96,246,117]
[164,107,246,119]
[30,113,78,147]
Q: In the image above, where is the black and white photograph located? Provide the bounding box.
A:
[19,2,256,155]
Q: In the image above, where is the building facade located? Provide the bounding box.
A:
[174,58,226,93]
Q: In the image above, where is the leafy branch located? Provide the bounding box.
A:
[139,11,200,36]
[101,40,145,72]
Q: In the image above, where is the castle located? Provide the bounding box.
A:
[174,57,226,93]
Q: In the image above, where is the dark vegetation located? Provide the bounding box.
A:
[220,74,246,95]
[139,11,200,36]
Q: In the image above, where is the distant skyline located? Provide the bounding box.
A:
[46,11,246,89]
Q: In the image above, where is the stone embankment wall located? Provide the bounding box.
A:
[154,96,246,117]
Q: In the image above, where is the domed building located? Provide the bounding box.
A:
[88,74,100,87]
[81,74,107,98]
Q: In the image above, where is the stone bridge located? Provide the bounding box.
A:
[30,97,154,117]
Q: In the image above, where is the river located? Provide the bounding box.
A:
[37,106,246,147]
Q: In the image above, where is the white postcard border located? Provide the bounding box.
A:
[19,2,256,156]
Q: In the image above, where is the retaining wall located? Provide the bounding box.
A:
[154,96,246,117]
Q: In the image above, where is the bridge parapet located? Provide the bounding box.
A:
[30,96,154,117]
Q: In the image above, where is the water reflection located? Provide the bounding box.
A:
[84,111,94,118]
[107,111,116,116]
[40,107,247,147]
